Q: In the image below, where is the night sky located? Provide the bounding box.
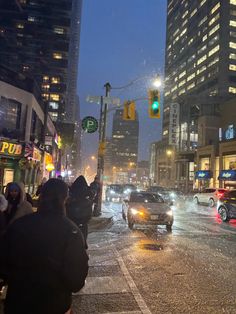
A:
[78,0,167,168]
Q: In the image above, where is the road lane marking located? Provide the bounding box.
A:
[112,245,152,314]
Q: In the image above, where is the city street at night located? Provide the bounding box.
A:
[73,200,236,314]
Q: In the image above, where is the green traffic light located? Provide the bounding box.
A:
[152,101,159,114]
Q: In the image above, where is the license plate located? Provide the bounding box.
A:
[150,215,158,220]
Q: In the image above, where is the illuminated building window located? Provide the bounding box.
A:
[208,44,220,57]
[198,16,207,27]
[53,52,63,59]
[211,3,220,15]
[53,27,65,34]
[199,0,206,7]
[183,19,188,26]
[165,91,170,96]
[179,88,186,95]
[229,41,236,49]
[197,55,207,65]
[230,0,236,5]
[178,79,186,87]
[171,86,177,92]
[209,88,218,96]
[43,76,49,82]
[208,67,219,78]
[179,70,186,79]
[180,28,187,37]
[49,102,59,110]
[229,64,236,71]
[188,37,194,45]
[187,82,195,90]
[229,86,236,93]
[202,34,208,42]
[196,76,205,84]
[42,84,50,91]
[42,93,49,100]
[182,10,188,19]
[208,56,219,67]
[209,34,219,46]
[51,77,60,84]
[28,16,37,22]
[50,94,60,101]
[187,73,196,81]
[163,130,168,136]
[174,76,178,82]
[188,54,196,63]
[197,65,207,75]
[230,20,236,27]
[190,8,197,18]
[198,45,207,55]
[16,23,24,29]
[209,13,220,26]
[230,53,236,60]
[50,112,58,121]
[209,24,220,36]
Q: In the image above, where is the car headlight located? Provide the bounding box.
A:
[167,210,173,216]
[170,192,176,198]
[110,190,115,194]
[130,208,138,215]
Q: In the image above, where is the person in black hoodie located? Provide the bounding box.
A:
[0,178,88,314]
[66,176,94,249]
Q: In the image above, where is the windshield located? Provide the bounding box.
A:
[109,185,123,192]
[130,193,163,203]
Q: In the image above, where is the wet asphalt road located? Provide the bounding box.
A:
[73,200,236,314]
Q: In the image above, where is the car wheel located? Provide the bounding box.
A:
[209,198,215,207]
[166,225,172,232]
[194,197,199,205]
[218,207,229,222]
[128,218,134,230]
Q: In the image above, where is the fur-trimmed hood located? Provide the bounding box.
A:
[0,194,8,212]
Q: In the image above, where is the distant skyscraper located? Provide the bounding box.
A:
[111,109,139,170]
[0,0,82,125]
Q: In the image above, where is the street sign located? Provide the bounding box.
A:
[86,95,120,105]
[82,116,98,133]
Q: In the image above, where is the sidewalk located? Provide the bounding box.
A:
[88,205,113,233]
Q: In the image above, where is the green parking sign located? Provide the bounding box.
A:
[82,116,98,133]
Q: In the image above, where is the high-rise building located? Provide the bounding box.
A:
[111,109,139,182]
[160,0,236,190]
[0,0,82,125]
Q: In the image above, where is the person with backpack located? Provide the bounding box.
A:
[0,178,88,314]
[66,175,94,249]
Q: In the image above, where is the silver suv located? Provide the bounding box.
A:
[193,188,227,207]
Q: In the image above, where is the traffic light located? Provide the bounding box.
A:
[148,89,160,118]
[123,101,136,120]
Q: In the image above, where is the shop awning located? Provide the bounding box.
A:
[195,170,212,180]
[218,170,236,181]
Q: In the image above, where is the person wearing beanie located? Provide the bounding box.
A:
[0,178,88,314]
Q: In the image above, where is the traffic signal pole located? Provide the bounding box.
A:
[95,82,111,216]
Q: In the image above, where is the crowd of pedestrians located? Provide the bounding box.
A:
[0,174,101,314]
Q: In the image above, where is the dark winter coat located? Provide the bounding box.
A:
[66,187,93,226]
[0,211,89,314]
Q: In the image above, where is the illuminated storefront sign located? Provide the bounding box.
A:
[169,103,180,146]
[0,140,23,157]
[219,124,236,141]
[195,170,212,180]
[218,170,236,181]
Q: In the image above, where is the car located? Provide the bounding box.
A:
[193,188,227,207]
[217,189,236,222]
[122,191,174,232]
[105,184,123,202]
[122,184,137,198]
[147,186,180,205]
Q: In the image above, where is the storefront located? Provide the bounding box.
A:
[218,170,236,189]
[0,139,23,192]
[195,170,213,190]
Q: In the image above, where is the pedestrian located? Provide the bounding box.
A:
[0,194,8,235]
[90,175,101,216]
[35,177,47,196]
[66,175,93,249]
[0,178,89,314]
[4,182,33,226]
[18,182,33,206]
